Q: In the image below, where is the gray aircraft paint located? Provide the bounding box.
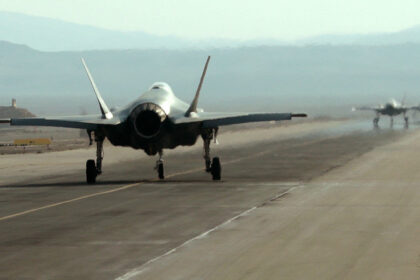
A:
[1,57,305,155]
[0,56,306,182]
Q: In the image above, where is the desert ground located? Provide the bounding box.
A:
[1,119,419,279]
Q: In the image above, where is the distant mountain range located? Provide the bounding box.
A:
[298,26,420,46]
[0,11,190,51]
[0,11,260,51]
[1,40,420,118]
[3,11,420,52]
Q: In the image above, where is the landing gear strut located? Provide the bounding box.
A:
[155,150,164,179]
[373,117,379,128]
[404,113,409,128]
[86,131,104,184]
[373,113,380,128]
[202,128,221,180]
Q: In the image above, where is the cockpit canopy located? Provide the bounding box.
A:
[149,82,172,92]
[140,82,174,102]
[386,99,401,108]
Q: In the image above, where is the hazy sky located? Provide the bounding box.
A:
[1,0,420,40]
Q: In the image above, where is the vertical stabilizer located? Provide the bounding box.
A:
[81,58,113,120]
[185,56,211,117]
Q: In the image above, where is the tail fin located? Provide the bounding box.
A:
[81,58,113,119]
[401,92,407,106]
[185,56,211,117]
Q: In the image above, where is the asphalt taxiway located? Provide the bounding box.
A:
[0,120,417,279]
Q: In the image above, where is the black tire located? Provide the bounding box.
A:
[86,159,97,184]
[158,163,164,179]
[211,157,221,181]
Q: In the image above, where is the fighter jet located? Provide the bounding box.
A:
[0,56,306,183]
[352,98,419,128]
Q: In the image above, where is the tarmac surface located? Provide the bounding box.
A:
[0,120,418,279]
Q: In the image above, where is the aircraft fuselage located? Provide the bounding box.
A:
[378,103,406,116]
[98,83,204,155]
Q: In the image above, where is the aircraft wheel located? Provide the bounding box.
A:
[211,157,221,181]
[158,163,164,179]
[86,159,97,184]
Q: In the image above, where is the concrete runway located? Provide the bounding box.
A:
[0,120,417,279]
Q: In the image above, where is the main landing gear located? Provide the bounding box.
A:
[202,128,221,180]
[373,115,409,128]
[373,112,380,128]
[373,117,379,128]
[86,131,104,184]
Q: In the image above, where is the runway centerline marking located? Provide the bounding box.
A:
[0,143,292,222]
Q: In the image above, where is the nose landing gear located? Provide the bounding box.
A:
[155,150,164,179]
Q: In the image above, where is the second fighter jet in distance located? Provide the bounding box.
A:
[353,98,420,128]
[0,56,307,183]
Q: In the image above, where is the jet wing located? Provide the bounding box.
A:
[407,106,420,111]
[173,112,307,128]
[0,59,123,130]
[352,106,380,112]
[0,114,122,130]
